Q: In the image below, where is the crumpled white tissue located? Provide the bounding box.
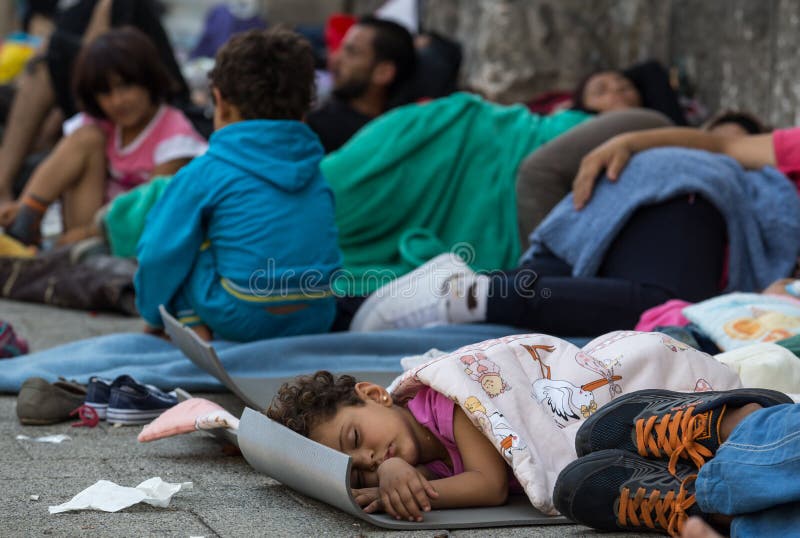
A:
[16,434,71,443]
[48,477,192,514]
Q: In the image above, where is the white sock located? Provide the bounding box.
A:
[445,273,489,323]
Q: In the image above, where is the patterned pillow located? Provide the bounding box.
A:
[683,292,800,351]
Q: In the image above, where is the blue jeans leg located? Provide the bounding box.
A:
[695,403,800,536]
[729,502,800,537]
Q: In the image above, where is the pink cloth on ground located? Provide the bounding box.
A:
[64,105,208,201]
[137,397,224,442]
[406,385,521,491]
[635,299,693,332]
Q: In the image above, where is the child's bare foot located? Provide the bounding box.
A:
[143,324,168,340]
[682,516,722,538]
[190,324,213,341]
[0,201,20,227]
[57,224,101,246]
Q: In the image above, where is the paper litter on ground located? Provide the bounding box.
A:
[48,477,192,514]
[16,434,71,443]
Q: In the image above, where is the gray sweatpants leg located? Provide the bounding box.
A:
[515,108,672,248]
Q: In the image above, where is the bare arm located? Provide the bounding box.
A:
[426,406,509,510]
[368,407,509,521]
[573,128,777,209]
[617,128,775,168]
[82,0,113,44]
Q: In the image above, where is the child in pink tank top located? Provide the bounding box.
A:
[63,103,207,201]
[0,27,206,246]
[267,371,514,522]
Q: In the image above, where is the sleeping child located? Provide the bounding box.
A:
[265,330,780,522]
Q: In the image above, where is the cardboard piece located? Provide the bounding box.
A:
[161,307,567,529]
[160,306,399,410]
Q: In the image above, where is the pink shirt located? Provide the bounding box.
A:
[406,386,463,479]
[773,127,800,194]
[406,386,521,491]
[64,105,208,200]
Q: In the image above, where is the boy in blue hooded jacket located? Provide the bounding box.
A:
[135,28,341,342]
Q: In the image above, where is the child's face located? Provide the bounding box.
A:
[309,383,421,486]
[96,74,155,129]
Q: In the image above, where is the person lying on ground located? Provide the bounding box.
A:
[135,28,341,343]
[349,116,798,335]
[702,109,769,138]
[265,332,774,521]
[572,61,686,125]
[555,388,799,537]
[0,27,206,246]
[515,107,768,242]
[267,371,510,522]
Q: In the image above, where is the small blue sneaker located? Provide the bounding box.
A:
[106,377,177,425]
[85,377,113,419]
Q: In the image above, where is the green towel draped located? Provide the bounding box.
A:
[321,92,590,295]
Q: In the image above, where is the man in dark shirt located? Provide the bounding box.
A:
[307,16,416,153]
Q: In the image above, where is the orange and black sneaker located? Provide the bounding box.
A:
[554,449,702,536]
[574,388,792,474]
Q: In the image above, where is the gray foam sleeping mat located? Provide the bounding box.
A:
[161,306,567,529]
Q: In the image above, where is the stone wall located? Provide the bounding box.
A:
[420,0,671,105]
[350,0,797,127]
[199,0,798,127]
[671,0,797,127]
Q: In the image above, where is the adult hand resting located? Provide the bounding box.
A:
[572,134,634,209]
[572,126,777,210]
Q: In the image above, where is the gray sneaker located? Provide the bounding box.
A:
[16,377,87,425]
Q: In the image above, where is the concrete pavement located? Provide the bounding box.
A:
[1,299,636,537]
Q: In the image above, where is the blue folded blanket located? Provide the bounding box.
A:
[525,148,800,292]
[0,324,537,392]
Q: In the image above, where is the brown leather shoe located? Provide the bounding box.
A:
[16,377,87,425]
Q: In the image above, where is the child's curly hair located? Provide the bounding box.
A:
[266,371,363,437]
[209,27,315,121]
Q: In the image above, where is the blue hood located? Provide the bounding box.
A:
[206,120,324,192]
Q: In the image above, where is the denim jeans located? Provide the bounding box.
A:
[695,403,800,537]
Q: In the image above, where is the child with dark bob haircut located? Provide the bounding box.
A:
[0,26,206,245]
[267,370,511,522]
[73,26,180,120]
[135,28,341,343]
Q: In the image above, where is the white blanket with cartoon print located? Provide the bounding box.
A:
[389,331,742,515]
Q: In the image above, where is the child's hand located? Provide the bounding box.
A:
[376,457,439,521]
[572,134,634,209]
[351,487,382,513]
[142,324,168,340]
